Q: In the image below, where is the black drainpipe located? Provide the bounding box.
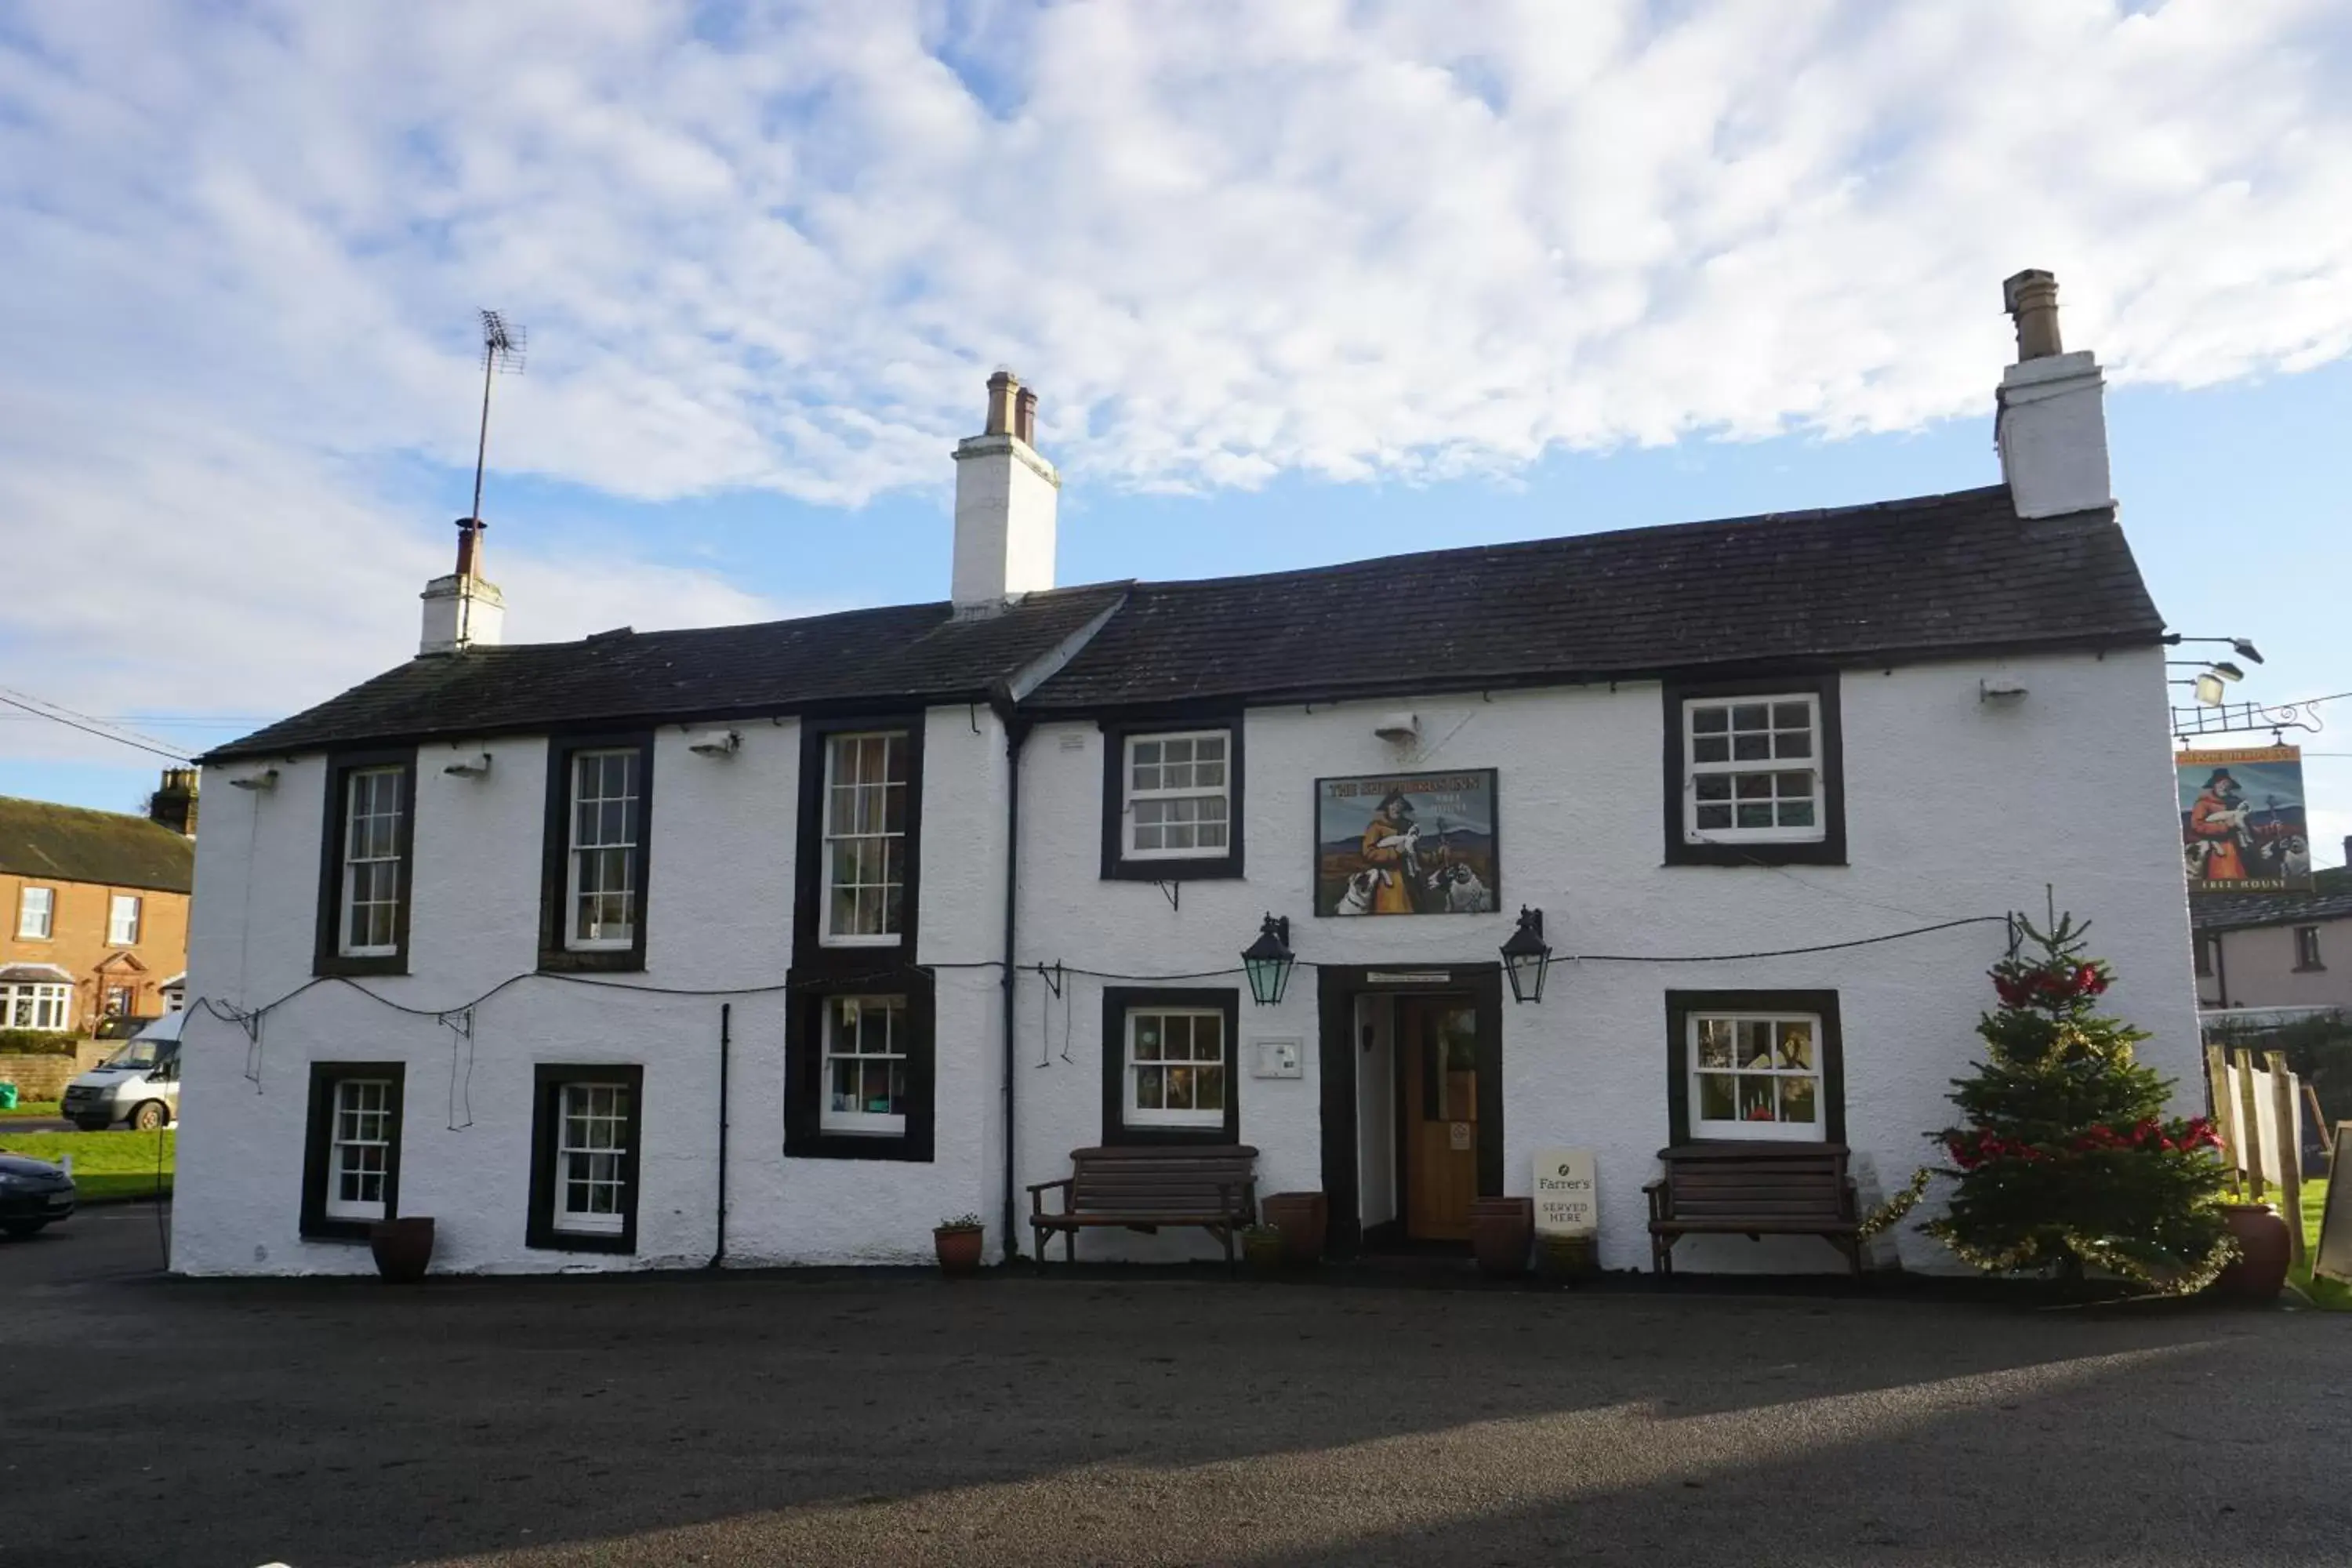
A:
[710,1001,731,1269]
[989,681,1032,1262]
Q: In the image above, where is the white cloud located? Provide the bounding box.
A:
[2,0,2348,752]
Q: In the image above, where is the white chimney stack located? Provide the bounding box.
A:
[419,517,506,655]
[951,369,1060,610]
[1995,270,2112,520]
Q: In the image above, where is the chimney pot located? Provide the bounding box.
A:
[1014,387,1038,446]
[985,369,1019,437]
[455,516,486,579]
[2003,268,2063,361]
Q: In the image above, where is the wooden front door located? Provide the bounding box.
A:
[1399,994,1480,1241]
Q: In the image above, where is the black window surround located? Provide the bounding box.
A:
[312,747,417,977]
[538,731,655,974]
[1661,673,1846,866]
[525,1062,646,1253]
[1664,989,1846,1145]
[1098,716,1245,881]
[793,713,927,973]
[784,967,937,1162]
[299,1061,405,1243]
[1099,985,1243,1145]
[2293,926,2325,972]
[2193,935,2215,977]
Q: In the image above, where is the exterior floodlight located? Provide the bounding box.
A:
[2232,639,2263,664]
[1241,913,1294,1007]
[2194,673,2226,706]
[1501,906,1553,1004]
[2210,662,2245,683]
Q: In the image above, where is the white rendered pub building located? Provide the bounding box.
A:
[173,274,2202,1276]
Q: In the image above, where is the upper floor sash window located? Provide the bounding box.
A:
[820,731,909,946]
[566,749,643,950]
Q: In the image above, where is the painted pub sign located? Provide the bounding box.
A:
[1314,769,1499,916]
[2177,744,2312,893]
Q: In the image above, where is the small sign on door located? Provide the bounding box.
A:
[1448,1121,1473,1152]
[1533,1147,1598,1236]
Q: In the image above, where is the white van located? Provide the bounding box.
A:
[59,1011,182,1131]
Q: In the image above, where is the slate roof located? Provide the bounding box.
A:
[205,586,1130,763]
[2190,867,2352,934]
[205,484,2162,760]
[1024,488,2161,711]
[0,797,196,895]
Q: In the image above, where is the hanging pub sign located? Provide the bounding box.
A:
[1314,768,1498,916]
[2177,744,2312,893]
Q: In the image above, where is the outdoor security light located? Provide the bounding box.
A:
[2194,673,2227,706]
[1500,906,1553,1005]
[1241,913,1295,1007]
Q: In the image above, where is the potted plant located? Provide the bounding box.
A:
[1468,1196,1534,1277]
[1260,1191,1327,1266]
[2210,1202,2291,1301]
[934,1213,986,1276]
[1240,1223,1286,1275]
[368,1217,435,1283]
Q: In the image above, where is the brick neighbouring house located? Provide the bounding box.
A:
[1,769,198,1037]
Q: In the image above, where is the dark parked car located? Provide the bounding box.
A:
[0,1152,75,1237]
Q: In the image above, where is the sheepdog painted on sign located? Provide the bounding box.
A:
[2177,744,2312,894]
[1315,771,1499,917]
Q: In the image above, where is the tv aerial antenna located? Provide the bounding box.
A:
[469,309,528,522]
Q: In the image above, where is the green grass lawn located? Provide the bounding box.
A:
[2288,1177,2347,1311]
[0,1128,173,1203]
[0,1100,61,1119]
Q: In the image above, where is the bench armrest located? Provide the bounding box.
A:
[1026,1177,1073,1218]
[1644,1179,1670,1222]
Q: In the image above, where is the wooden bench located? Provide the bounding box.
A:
[1644,1142,1862,1277]
[1029,1145,1259,1269]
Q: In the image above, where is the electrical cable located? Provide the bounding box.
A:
[0,691,194,763]
[183,911,2002,1036]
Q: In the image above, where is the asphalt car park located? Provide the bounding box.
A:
[3,1212,2347,1567]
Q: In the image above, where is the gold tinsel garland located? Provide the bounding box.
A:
[1856,1167,1933,1238]
[1853,1165,2241,1295]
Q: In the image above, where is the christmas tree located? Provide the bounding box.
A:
[1917,911,2232,1290]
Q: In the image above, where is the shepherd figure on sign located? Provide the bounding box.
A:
[2187,768,2252,882]
[1356,789,1421,914]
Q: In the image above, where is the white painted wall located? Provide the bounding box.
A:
[175,708,1013,1276]
[176,647,2196,1279]
[1009,647,2199,1273]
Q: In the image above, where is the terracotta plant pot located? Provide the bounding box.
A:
[1242,1229,1286,1274]
[368,1217,434,1283]
[934,1225,986,1276]
[1468,1196,1534,1277]
[1261,1192,1327,1266]
[2210,1203,2292,1301]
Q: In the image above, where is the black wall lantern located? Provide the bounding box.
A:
[1241,913,1294,1006]
[1500,906,1552,1004]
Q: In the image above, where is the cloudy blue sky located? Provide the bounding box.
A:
[2,0,2347,862]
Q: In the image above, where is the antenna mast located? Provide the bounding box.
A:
[470,309,528,522]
